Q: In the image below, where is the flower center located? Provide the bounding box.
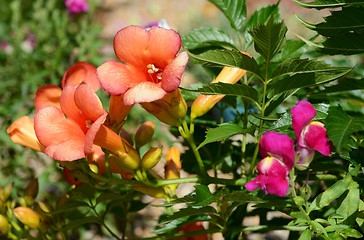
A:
[147,64,163,83]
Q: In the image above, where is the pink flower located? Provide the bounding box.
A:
[64,0,88,14]
[290,101,332,170]
[97,25,189,105]
[245,131,295,197]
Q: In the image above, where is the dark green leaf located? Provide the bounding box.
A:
[50,201,90,215]
[271,58,349,79]
[188,49,263,80]
[183,82,259,104]
[242,3,280,48]
[191,185,222,207]
[269,70,352,96]
[222,191,265,203]
[197,122,249,150]
[296,7,364,37]
[292,0,364,9]
[309,175,352,213]
[96,191,131,204]
[182,27,237,50]
[249,17,287,61]
[61,216,100,232]
[321,32,364,55]
[272,39,307,62]
[325,106,364,152]
[208,0,246,30]
[152,194,195,207]
[316,78,364,94]
[160,206,217,224]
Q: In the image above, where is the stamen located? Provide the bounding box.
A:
[147,64,159,73]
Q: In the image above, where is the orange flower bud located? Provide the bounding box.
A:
[191,53,250,119]
[141,147,163,170]
[13,206,40,229]
[165,147,181,193]
[0,214,10,234]
[119,128,134,146]
[164,89,188,120]
[166,147,182,170]
[132,186,168,199]
[24,179,38,206]
[7,116,45,152]
[135,121,155,149]
[109,150,141,172]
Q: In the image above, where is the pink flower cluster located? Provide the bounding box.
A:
[245,101,332,197]
[64,0,89,14]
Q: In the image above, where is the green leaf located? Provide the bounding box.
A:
[298,228,311,240]
[325,106,364,152]
[197,122,249,150]
[336,180,360,226]
[271,58,349,79]
[340,227,363,238]
[61,216,100,232]
[96,191,132,204]
[309,175,352,213]
[182,27,237,50]
[320,32,364,55]
[191,185,222,207]
[249,17,287,62]
[183,82,259,104]
[269,69,352,96]
[208,0,246,30]
[152,194,195,207]
[222,191,265,203]
[292,0,364,9]
[242,3,280,48]
[271,39,307,62]
[296,7,364,37]
[50,201,90,215]
[315,78,364,94]
[188,49,263,80]
[160,206,218,224]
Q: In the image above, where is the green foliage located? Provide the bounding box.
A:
[208,0,246,30]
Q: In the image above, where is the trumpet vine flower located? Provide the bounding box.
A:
[97,25,189,105]
[290,101,332,170]
[245,131,295,197]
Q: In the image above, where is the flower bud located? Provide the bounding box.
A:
[135,121,155,149]
[24,179,38,206]
[166,147,181,170]
[119,128,134,146]
[88,162,99,174]
[164,89,187,120]
[105,94,134,131]
[141,102,181,127]
[191,56,249,119]
[132,186,168,199]
[0,214,10,234]
[141,147,163,170]
[2,183,13,201]
[109,151,140,172]
[13,206,40,229]
[165,147,181,193]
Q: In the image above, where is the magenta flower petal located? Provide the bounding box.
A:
[265,175,289,197]
[259,131,295,171]
[304,122,332,156]
[290,101,316,143]
[245,175,265,192]
[161,51,189,92]
[296,146,315,170]
[123,82,167,105]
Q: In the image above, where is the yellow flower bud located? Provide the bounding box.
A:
[24,179,38,206]
[164,89,187,119]
[191,57,249,119]
[141,147,163,170]
[135,121,155,149]
[109,151,140,172]
[0,214,10,234]
[2,183,13,201]
[166,147,181,170]
[165,147,182,193]
[88,162,99,174]
[119,128,134,146]
[132,186,168,199]
[13,206,40,229]
[141,102,181,127]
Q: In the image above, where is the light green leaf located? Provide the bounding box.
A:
[182,27,237,50]
[336,182,360,226]
[271,39,307,62]
[298,228,311,240]
[292,0,364,9]
[188,49,263,80]
[340,227,363,238]
[197,122,249,150]
[309,175,352,213]
[191,185,222,207]
[269,69,352,96]
[271,58,349,79]
[183,82,259,104]
[249,17,287,62]
[208,0,246,30]
[325,106,364,152]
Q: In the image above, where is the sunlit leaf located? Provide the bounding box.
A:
[191,185,223,207]
[208,0,246,30]
[182,27,237,50]
[298,228,312,240]
[249,17,287,61]
[325,106,364,152]
[336,180,360,226]
[292,0,364,9]
[188,50,263,80]
[197,122,250,150]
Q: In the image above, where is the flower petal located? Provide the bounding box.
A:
[113,25,150,67]
[290,101,316,141]
[35,84,62,110]
[84,113,108,155]
[62,62,100,92]
[259,131,295,171]
[161,51,189,92]
[265,175,289,197]
[74,84,106,122]
[148,27,182,67]
[304,122,332,156]
[60,86,87,130]
[123,82,167,105]
[34,106,86,161]
[97,60,144,95]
